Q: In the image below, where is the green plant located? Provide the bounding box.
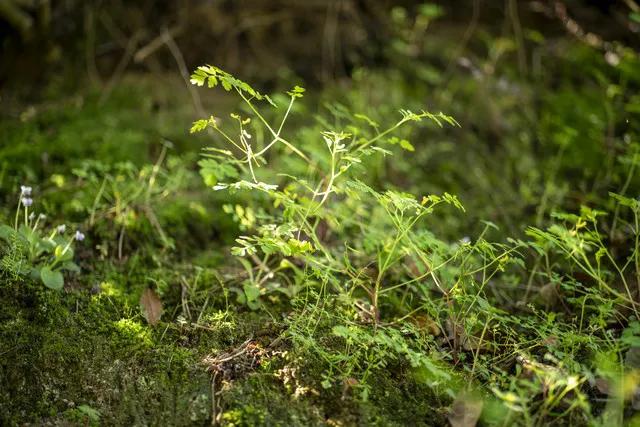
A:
[186,62,640,425]
[0,185,83,290]
[190,65,462,317]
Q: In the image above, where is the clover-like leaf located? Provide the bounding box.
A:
[40,266,64,290]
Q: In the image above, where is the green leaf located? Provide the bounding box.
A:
[190,65,277,106]
[399,139,415,152]
[207,76,218,88]
[0,225,16,241]
[190,119,210,133]
[61,261,80,273]
[198,158,239,186]
[286,85,306,98]
[354,113,379,129]
[40,266,64,290]
[77,404,101,422]
[609,192,639,210]
[243,281,261,302]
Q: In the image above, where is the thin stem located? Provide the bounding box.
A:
[237,90,309,162]
[356,118,408,153]
[276,96,294,136]
[14,198,22,230]
[318,149,336,206]
[213,126,245,153]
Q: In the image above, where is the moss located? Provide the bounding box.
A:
[114,318,154,348]
[220,375,325,426]
[197,343,451,427]
[0,277,213,425]
[63,404,102,426]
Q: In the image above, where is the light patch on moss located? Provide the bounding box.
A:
[114,318,153,347]
[99,281,123,298]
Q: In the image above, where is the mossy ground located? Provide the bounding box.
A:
[0,248,443,426]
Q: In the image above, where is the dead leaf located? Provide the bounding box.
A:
[594,377,610,395]
[140,288,163,326]
[448,392,483,427]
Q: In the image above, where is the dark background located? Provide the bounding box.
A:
[0,0,637,94]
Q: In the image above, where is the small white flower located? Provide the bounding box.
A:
[74,230,85,241]
[20,185,32,196]
[22,197,33,207]
[29,212,35,221]
[57,224,66,233]
[460,236,471,245]
[39,214,46,220]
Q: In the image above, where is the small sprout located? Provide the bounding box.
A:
[286,85,306,98]
[74,230,85,241]
[22,197,33,207]
[57,224,67,233]
[20,185,32,196]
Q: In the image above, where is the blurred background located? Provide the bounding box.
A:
[1,1,637,91]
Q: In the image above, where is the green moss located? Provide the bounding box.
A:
[0,277,213,425]
[114,318,154,348]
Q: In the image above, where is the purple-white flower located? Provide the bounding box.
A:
[57,224,66,233]
[74,230,85,242]
[21,197,33,207]
[20,185,32,196]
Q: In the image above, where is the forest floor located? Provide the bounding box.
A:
[1,26,640,427]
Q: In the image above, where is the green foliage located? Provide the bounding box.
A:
[0,189,82,290]
[3,7,640,425]
[187,61,640,425]
[190,65,276,106]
